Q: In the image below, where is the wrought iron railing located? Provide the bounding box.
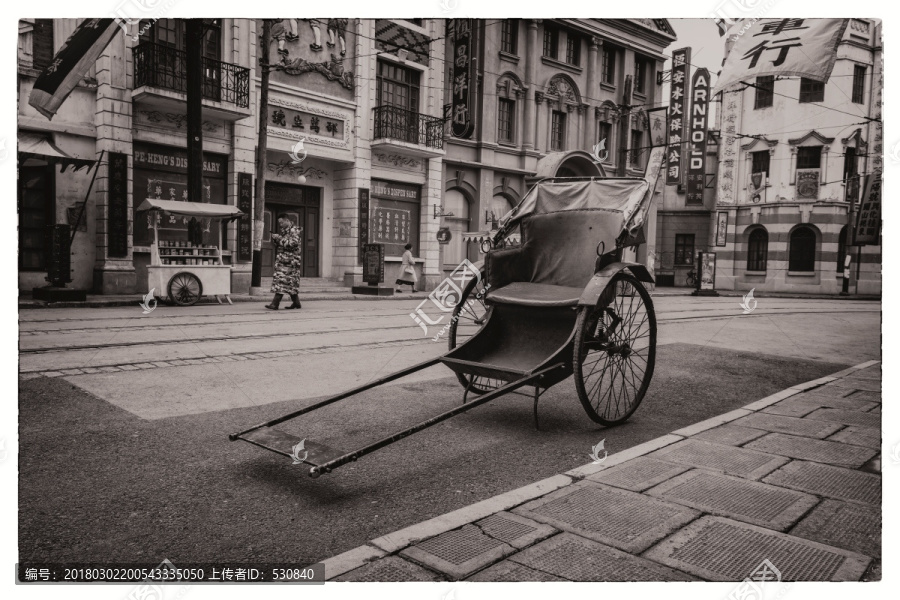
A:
[373,105,444,150]
[132,42,250,109]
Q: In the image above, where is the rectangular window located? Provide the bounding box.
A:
[566,34,580,66]
[674,234,695,266]
[601,47,615,84]
[543,26,558,58]
[500,19,518,54]
[797,146,822,169]
[376,59,421,111]
[754,75,774,109]
[551,110,566,151]
[843,147,857,181]
[751,150,770,177]
[498,98,515,143]
[629,129,643,168]
[852,65,866,104]
[633,58,645,94]
[799,77,825,103]
[31,19,55,71]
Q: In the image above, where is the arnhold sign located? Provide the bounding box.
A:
[666,47,691,186]
[686,68,710,205]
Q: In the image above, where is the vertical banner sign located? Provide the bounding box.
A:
[686,68,710,204]
[358,188,370,262]
[362,243,385,284]
[107,152,128,257]
[666,47,691,185]
[451,19,475,138]
[854,174,881,245]
[237,173,253,262]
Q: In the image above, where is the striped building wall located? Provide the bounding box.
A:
[714,202,881,294]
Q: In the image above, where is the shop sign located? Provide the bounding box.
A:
[451,18,475,138]
[666,47,691,186]
[437,227,452,244]
[686,67,710,205]
[237,173,253,262]
[854,173,881,245]
[108,152,128,257]
[358,188,370,262]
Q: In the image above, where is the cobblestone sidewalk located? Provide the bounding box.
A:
[321,360,882,582]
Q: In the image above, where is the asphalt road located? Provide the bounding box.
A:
[18,296,880,564]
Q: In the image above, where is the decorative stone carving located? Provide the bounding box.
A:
[138,110,221,133]
[272,53,354,90]
[267,160,326,179]
[373,153,422,169]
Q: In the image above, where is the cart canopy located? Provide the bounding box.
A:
[136,198,244,220]
[500,146,664,237]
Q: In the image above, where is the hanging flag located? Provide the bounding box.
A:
[748,172,767,203]
[28,18,121,120]
[712,18,849,96]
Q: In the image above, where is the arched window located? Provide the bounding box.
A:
[789,227,817,272]
[747,228,768,272]
[837,226,848,273]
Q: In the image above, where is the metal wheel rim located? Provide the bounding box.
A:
[169,273,201,306]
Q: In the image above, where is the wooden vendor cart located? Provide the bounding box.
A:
[136,198,244,306]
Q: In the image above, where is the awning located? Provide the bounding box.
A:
[136,198,245,220]
[18,132,96,172]
[462,231,521,245]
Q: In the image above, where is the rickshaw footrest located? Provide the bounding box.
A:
[238,426,346,467]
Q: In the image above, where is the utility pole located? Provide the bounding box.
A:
[252,19,274,289]
[186,19,204,205]
[616,75,633,177]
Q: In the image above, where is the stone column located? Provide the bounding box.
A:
[93,28,135,294]
[584,37,600,150]
[229,19,256,293]
[523,20,539,151]
[535,91,546,152]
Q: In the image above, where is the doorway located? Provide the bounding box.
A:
[261,182,320,278]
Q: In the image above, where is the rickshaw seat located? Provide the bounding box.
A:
[485,209,621,308]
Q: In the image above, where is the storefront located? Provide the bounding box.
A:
[366,179,423,285]
[261,181,321,278]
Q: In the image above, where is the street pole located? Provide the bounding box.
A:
[186,19,204,206]
[251,19,273,289]
[616,75,633,178]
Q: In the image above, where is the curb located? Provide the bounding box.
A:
[321,359,880,580]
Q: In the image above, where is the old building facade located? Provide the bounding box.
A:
[711,19,882,295]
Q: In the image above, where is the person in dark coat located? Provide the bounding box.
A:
[266,216,303,310]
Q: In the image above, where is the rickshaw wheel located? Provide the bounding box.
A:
[447,270,504,394]
[168,272,203,307]
[573,272,656,426]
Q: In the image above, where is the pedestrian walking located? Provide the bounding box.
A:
[395,243,418,293]
[266,216,303,310]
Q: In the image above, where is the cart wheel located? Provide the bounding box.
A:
[447,270,503,394]
[168,272,203,307]
[573,272,656,426]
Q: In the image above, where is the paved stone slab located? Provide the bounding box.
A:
[801,384,854,398]
[844,390,881,403]
[762,460,881,506]
[790,499,880,558]
[868,405,881,413]
[670,409,752,437]
[506,532,694,581]
[475,511,556,550]
[513,482,699,554]
[643,516,871,581]
[745,433,877,468]
[763,396,877,416]
[466,560,567,581]
[400,524,515,580]
[645,469,818,531]
[733,412,844,439]
[322,544,387,580]
[693,424,769,446]
[826,379,881,392]
[565,434,684,478]
[586,457,692,491]
[825,426,881,449]
[335,555,443,581]
[803,408,880,429]
[649,439,788,480]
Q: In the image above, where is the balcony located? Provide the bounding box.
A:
[372,105,445,158]
[131,42,251,121]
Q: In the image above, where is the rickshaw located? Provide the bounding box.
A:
[230,147,664,477]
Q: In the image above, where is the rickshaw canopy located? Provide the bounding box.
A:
[136,198,244,220]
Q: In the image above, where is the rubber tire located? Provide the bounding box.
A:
[573,272,656,425]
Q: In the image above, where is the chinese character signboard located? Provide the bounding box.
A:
[358,188,370,262]
[796,169,820,199]
[686,68,710,205]
[698,251,717,291]
[108,152,128,258]
[237,173,253,262]
[854,173,881,245]
[451,19,476,138]
[370,180,420,256]
[712,19,850,95]
[362,243,385,284]
[716,212,729,247]
[666,47,691,185]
